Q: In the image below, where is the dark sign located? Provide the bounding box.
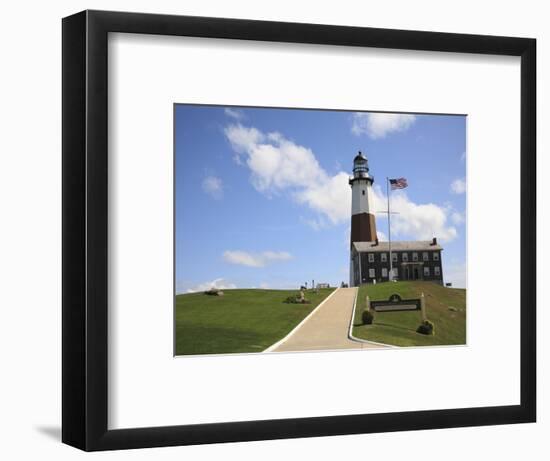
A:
[371,293,421,312]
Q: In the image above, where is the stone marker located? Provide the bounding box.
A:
[389,293,402,303]
[370,293,421,312]
[420,292,427,322]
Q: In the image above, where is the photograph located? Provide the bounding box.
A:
[174,105,467,355]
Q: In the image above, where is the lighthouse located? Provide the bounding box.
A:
[349,151,377,244]
[349,151,377,286]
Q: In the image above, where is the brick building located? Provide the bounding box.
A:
[350,239,443,286]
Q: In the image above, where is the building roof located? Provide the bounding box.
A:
[353,240,443,252]
[354,151,367,162]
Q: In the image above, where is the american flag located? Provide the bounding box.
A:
[389,177,408,190]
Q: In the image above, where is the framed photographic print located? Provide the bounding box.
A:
[62,10,536,451]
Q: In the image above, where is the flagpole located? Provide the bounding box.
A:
[387,177,393,281]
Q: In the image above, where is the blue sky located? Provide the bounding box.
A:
[175,105,466,292]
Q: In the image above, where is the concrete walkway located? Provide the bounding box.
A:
[270,287,385,352]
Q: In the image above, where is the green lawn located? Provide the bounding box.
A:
[352,281,466,347]
[175,288,334,356]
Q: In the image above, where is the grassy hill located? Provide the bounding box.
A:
[175,288,334,356]
[352,281,466,347]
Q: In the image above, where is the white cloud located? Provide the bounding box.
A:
[224,108,245,120]
[225,124,325,193]
[351,113,416,139]
[224,123,346,223]
[386,191,458,242]
[202,175,223,199]
[451,211,465,225]
[301,216,327,231]
[224,124,264,154]
[444,262,467,289]
[224,123,457,242]
[376,230,387,241]
[343,226,351,248]
[371,185,457,242]
[450,178,466,194]
[223,250,293,268]
[295,172,351,223]
[185,278,236,293]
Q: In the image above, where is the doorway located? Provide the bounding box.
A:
[403,264,422,281]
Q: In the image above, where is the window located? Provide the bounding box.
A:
[382,267,388,278]
[433,252,439,261]
[423,252,429,261]
[412,252,419,261]
[362,190,365,196]
[392,253,398,262]
[434,266,441,276]
[368,253,375,263]
[424,266,430,276]
[381,253,387,262]
[368,268,375,278]
[402,252,408,262]
[392,268,398,277]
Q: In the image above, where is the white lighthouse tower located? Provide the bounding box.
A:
[349,151,377,284]
[349,151,377,243]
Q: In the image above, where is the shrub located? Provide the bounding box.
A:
[284,295,311,304]
[416,320,435,335]
[362,309,374,325]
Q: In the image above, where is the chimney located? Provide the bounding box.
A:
[374,237,379,246]
[431,237,437,245]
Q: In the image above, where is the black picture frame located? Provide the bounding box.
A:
[62,10,536,451]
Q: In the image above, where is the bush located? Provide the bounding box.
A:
[416,320,435,335]
[284,295,311,304]
[284,295,298,304]
[362,309,374,325]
